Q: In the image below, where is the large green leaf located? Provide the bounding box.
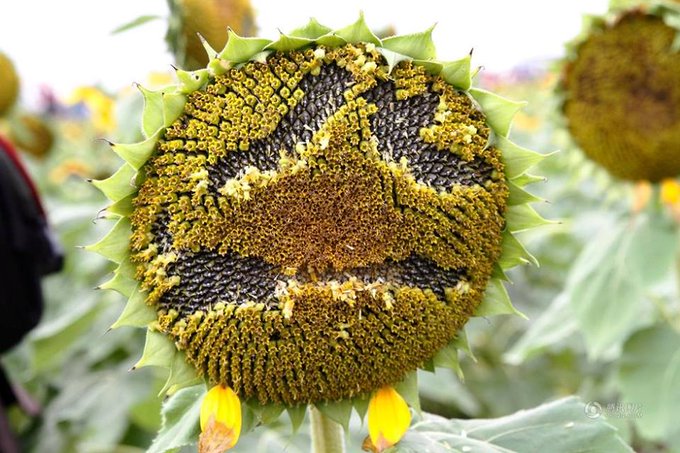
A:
[618,324,680,440]
[147,385,205,453]
[392,397,632,452]
[565,215,668,358]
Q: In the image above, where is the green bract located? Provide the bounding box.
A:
[89,15,546,428]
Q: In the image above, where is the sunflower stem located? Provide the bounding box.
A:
[310,406,345,453]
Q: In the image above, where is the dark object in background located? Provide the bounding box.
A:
[0,135,63,352]
[0,134,63,453]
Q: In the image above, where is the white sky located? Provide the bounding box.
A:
[0,0,609,103]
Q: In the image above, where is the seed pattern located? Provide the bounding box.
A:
[130,43,508,404]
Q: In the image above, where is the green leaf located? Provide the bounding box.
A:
[266,33,314,51]
[394,397,633,452]
[504,293,578,365]
[381,25,436,60]
[566,221,648,358]
[499,230,538,269]
[218,29,272,63]
[111,15,160,35]
[315,399,353,431]
[469,88,526,137]
[618,324,680,441]
[624,213,677,286]
[440,55,472,91]
[91,163,138,202]
[333,12,381,46]
[147,385,205,453]
[111,132,161,170]
[476,278,526,318]
[497,135,549,180]
[84,217,131,264]
[289,18,332,39]
[111,286,156,329]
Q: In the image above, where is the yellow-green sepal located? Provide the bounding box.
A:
[289,18,333,40]
[218,29,272,63]
[440,55,472,91]
[266,32,314,52]
[137,84,164,138]
[287,405,308,434]
[85,217,131,264]
[161,351,203,395]
[499,230,539,268]
[469,88,527,137]
[315,399,353,431]
[394,370,421,415]
[506,203,553,233]
[476,279,527,319]
[112,132,161,170]
[333,12,382,46]
[508,181,543,206]
[175,68,209,94]
[381,25,436,60]
[107,194,135,217]
[91,163,138,202]
[162,91,187,127]
[100,258,137,298]
[111,286,157,329]
[377,48,412,73]
[497,135,548,180]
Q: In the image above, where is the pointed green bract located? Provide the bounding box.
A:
[441,55,472,91]
[333,13,381,46]
[138,84,164,138]
[107,194,135,217]
[315,399,353,431]
[100,267,137,298]
[289,18,332,40]
[85,217,131,264]
[112,132,161,170]
[469,88,527,137]
[506,203,552,233]
[476,279,527,318]
[498,135,547,180]
[135,328,176,369]
[314,34,346,47]
[111,286,157,329]
[161,92,187,126]
[377,48,412,73]
[176,68,209,93]
[499,231,539,268]
[287,405,307,434]
[218,29,272,63]
[266,33,313,51]
[508,180,543,206]
[161,352,202,395]
[91,163,138,202]
[394,371,421,415]
[382,25,436,60]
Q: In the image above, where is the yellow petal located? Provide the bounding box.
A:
[367,386,411,452]
[199,385,242,450]
[660,179,680,206]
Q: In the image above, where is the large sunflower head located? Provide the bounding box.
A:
[167,0,257,70]
[560,1,680,182]
[0,51,19,117]
[90,14,545,437]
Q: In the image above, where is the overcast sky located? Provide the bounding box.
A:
[0,0,609,103]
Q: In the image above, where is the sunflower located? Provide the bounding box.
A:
[90,15,545,450]
[0,52,19,117]
[560,1,680,181]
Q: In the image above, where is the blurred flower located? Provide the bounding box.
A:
[199,385,241,452]
[49,159,93,184]
[366,386,411,452]
[632,181,652,213]
[68,86,116,132]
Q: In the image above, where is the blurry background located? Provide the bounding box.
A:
[2,0,679,452]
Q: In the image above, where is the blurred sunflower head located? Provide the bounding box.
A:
[90,14,545,433]
[560,2,680,182]
[0,51,19,117]
[9,114,55,159]
[167,0,256,70]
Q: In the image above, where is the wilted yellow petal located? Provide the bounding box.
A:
[367,386,411,452]
[199,385,241,451]
[660,179,680,206]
